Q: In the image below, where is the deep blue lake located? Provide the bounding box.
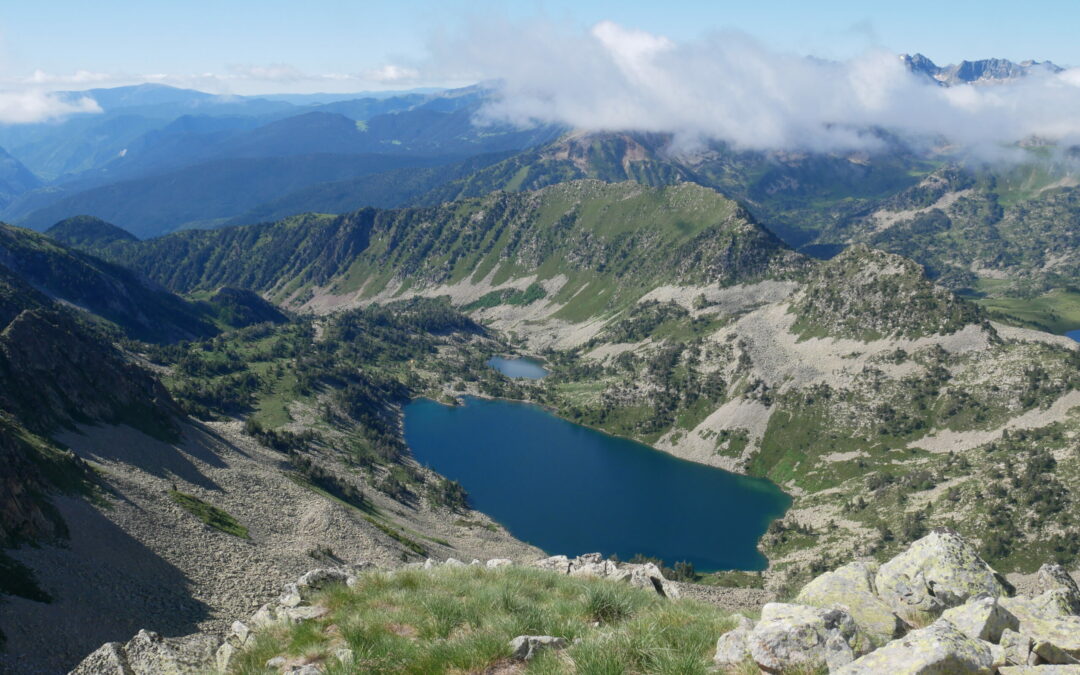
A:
[486,356,549,379]
[1068,329,1080,343]
[404,397,791,571]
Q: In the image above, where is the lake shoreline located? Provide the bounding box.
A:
[403,395,791,572]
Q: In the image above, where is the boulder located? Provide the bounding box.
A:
[278,582,303,608]
[249,603,280,628]
[69,630,220,675]
[1035,590,1080,619]
[834,619,1004,674]
[747,603,864,673]
[509,635,568,661]
[713,615,755,668]
[1037,564,1080,615]
[486,558,513,568]
[535,555,573,573]
[1000,628,1034,666]
[623,562,680,599]
[797,561,905,645]
[69,642,131,675]
[215,643,237,673]
[296,568,352,595]
[1001,596,1080,659]
[998,667,1080,674]
[1032,641,1080,666]
[875,529,1005,622]
[940,594,1019,642]
[335,647,355,665]
[444,558,466,567]
[225,620,251,649]
[569,559,620,579]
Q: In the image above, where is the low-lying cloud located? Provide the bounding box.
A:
[0,89,100,124]
[432,19,1080,157]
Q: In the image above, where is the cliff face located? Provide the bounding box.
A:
[0,420,66,545]
[0,308,177,438]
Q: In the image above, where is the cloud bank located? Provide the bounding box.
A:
[432,19,1080,156]
[0,89,100,124]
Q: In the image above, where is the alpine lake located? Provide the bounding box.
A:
[404,358,791,571]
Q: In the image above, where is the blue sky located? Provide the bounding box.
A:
[0,0,1075,94]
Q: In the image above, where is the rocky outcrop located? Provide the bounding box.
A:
[795,560,904,646]
[834,619,1004,674]
[747,603,867,672]
[875,528,1007,622]
[70,534,1080,675]
[715,530,1079,674]
[534,552,681,598]
[69,630,218,675]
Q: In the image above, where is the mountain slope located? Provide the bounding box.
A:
[56,180,806,318]
[0,148,40,211]
[11,153,460,236]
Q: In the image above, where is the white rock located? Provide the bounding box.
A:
[713,615,755,668]
[747,603,863,673]
[509,635,568,661]
[875,529,1005,622]
[486,558,513,568]
[834,618,1004,674]
[941,594,1019,642]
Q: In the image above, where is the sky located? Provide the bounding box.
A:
[0,0,1077,95]
[3,1,1080,158]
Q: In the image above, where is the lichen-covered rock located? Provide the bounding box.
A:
[249,602,280,628]
[1000,628,1034,666]
[747,603,864,673]
[940,594,1019,642]
[570,559,620,578]
[1036,589,1080,619]
[713,615,755,668]
[297,568,352,591]
[69,642,131,675]
[509,635,568,661]
[833,619,1004,674]
[278,582,303,608]
[486,558,513,568]
[1037,564,1080,615]
[797,561,904,645]
[215,643,237,673]
[875,529,1005,622]
[69,630,219,675]
[1001,596,1080,658]
[623,562,681,599]
[1032,640,1080,666]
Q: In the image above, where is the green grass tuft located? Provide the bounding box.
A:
[169,490,249,539]
[227,565,737,674]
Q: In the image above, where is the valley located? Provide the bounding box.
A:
[0,54,1078,674]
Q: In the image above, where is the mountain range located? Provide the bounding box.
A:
[0,63,1078,673]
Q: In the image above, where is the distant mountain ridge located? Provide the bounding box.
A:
[900,53,1063,85]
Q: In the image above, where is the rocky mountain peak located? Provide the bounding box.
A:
[900,53,1063,86]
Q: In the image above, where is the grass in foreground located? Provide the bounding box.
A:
[230,565,737,674]
[169,490,249,539]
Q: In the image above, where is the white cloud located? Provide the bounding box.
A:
[0,90,100,124]
[429,19,1080,157]
[363,64,421,83]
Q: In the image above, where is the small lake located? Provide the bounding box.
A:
[404,397,790,571]
[487,356,549,379]
[1067,329,1080,343]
